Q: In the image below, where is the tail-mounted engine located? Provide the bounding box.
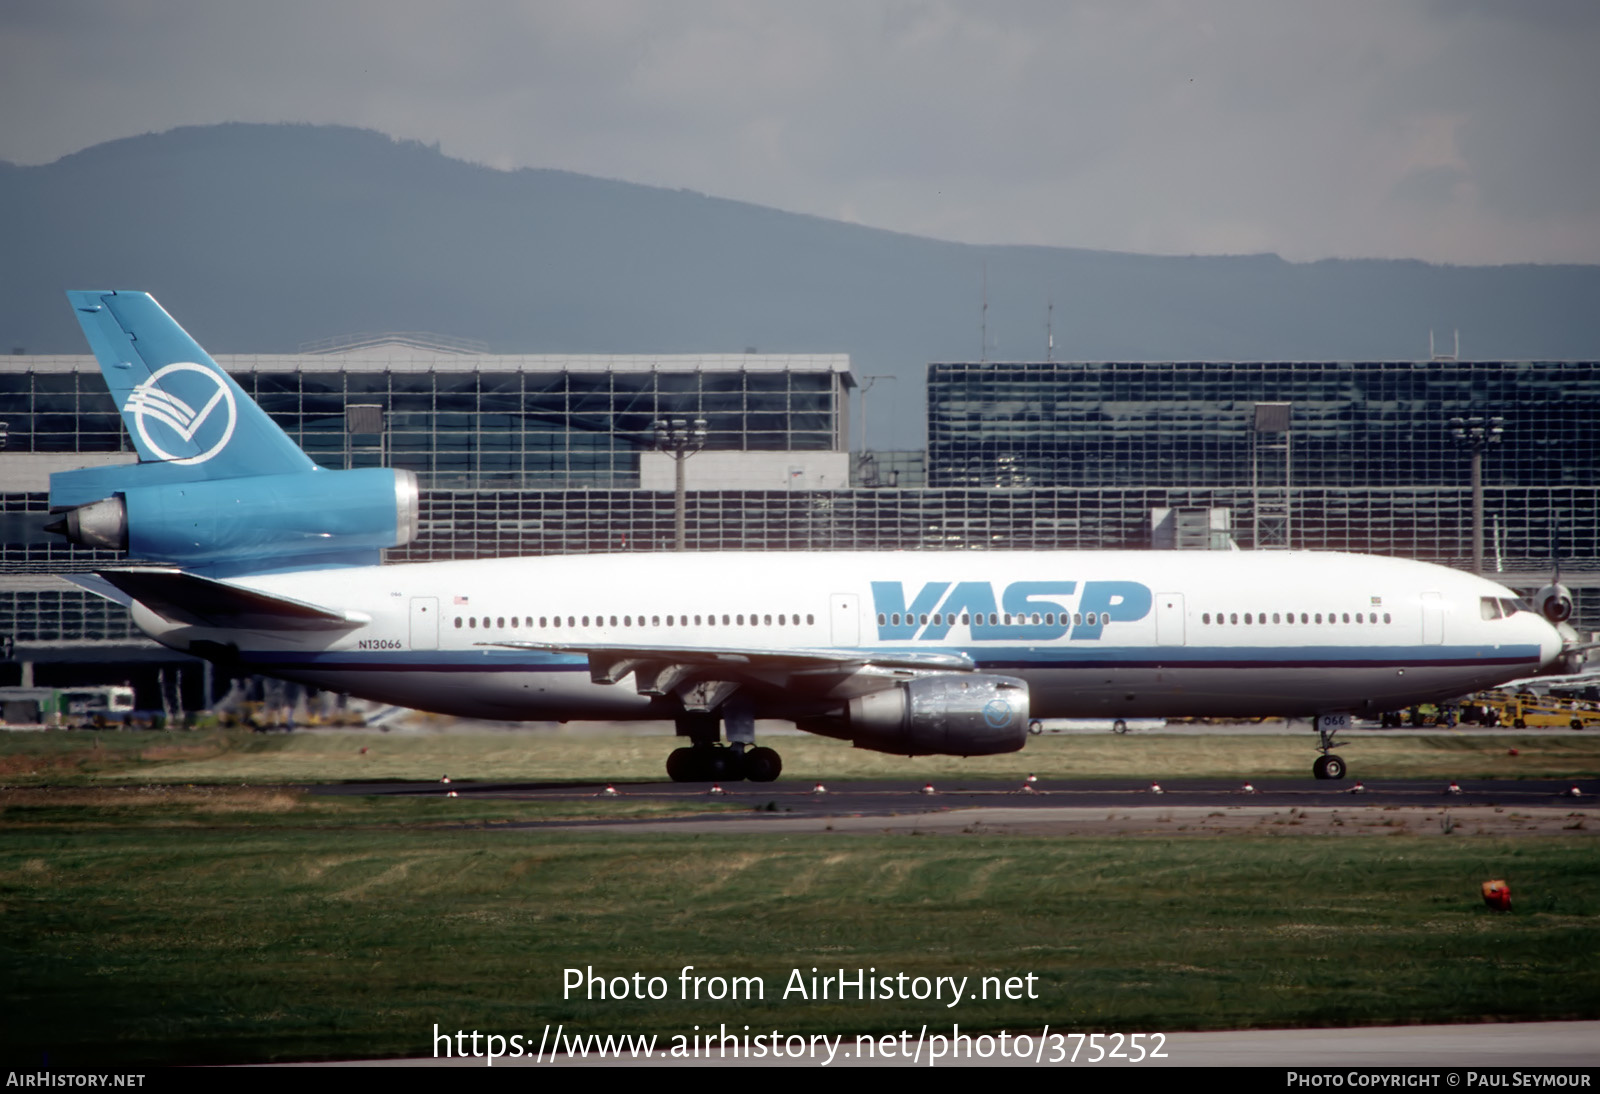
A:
[1534,582,1574,625]
[48,467,419,567]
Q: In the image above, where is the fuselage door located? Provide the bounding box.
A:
[1421,591,1444,645]
[830,593,860,647]
[410,597,439,650]
[1156,592,1186,646]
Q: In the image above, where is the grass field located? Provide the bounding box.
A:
[2,730,1596,1066]
[2,726,1598,785]
[1,793,1596,1066]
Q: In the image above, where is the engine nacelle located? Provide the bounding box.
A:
[1534,583,1574,624]
[844,674,1030,756]
[49,467,418,566]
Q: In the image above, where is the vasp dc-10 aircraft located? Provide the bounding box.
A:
[47,292,1574,783]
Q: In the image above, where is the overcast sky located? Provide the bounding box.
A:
[4,1,1598,265]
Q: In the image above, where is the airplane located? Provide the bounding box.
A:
[45,291,1572,784]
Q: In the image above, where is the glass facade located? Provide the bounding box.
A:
[0,355,850,490]
[6,353,1600,644]
[241,367,841,488]
[928,362,1600,490]
[0,368,125,454]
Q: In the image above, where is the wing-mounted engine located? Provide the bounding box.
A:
[802,673,1030,756]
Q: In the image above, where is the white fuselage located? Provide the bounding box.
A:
[130,549,1561,724]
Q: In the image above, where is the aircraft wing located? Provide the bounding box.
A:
[479,639,974,705]
[96,568,369,631]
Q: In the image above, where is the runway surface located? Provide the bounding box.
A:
[310,775,1597,835]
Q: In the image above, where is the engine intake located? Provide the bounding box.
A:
[1534,583,1574,624]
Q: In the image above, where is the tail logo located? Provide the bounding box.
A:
[123,362,238,465]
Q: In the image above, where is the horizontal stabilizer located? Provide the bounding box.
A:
[97,568,368,631]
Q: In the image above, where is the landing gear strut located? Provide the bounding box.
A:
[665,706,783,783]
[1312,713,1351,780]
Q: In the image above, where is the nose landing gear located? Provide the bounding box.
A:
[1312,713,1351,780]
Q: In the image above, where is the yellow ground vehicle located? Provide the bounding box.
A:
[1475,689,1600,730]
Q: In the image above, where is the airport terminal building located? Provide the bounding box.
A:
[3,345,1598,705]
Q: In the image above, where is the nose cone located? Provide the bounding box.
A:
[1534,615,1566,671]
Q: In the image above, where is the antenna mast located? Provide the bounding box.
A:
[981,263,988,363]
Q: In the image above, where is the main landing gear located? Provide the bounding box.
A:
[665,706,784,784]
[665,743,783,783]
[1312,713,1351,780]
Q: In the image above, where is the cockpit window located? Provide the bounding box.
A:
[1481,597,1503,621]
[1501,597,1527,615]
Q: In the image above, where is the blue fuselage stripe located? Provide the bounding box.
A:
[237,643,1542,674]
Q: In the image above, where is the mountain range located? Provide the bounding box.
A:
[4,123,1598,446]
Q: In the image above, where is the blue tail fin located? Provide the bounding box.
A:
[67,290,316,481]
[50,291,419,573]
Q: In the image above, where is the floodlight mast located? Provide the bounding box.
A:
[1448,415,1504,576]
[653,417,708,551]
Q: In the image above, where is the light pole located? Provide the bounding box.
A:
[1448,415,1504,575]
[652,417,707,551]
[857,375,896,455]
